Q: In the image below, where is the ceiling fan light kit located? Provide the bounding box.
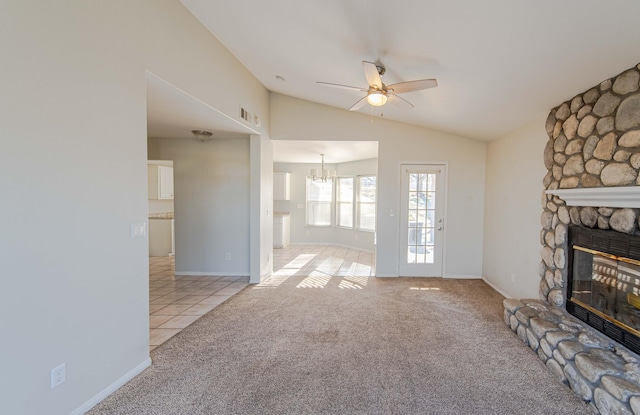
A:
[318,60,437,111]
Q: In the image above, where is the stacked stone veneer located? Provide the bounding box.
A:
[503,63,640,414]
[540,64,640,308]
[504,299,640,414]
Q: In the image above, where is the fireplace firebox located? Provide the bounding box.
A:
[567,226,640,354]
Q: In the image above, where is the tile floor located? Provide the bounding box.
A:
[148,245,374,351]
[148,256,248,351]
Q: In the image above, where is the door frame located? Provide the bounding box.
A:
[396,161,448,277]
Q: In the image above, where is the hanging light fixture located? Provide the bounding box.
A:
[191,129,213,142]
[367,90,387,107]
[310,154,336,182]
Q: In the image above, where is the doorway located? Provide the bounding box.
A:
[398,163,447,277]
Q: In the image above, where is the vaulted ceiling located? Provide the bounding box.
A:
[180,0,640,141]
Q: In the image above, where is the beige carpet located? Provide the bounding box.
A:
[89,276,592,414]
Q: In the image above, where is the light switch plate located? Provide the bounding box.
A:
[131,223,146,238]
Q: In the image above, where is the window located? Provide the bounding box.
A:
[306,177,333,226]
[357,176,376,232]
[336,177,354,228]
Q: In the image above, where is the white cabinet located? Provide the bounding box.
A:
[273,172,290,201]
[148,164,174,200]
[273,215,290,248]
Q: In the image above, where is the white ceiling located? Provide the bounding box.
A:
[180,0,640,141]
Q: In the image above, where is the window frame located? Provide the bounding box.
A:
[305,176,334,227]
[336,176,355,229]
[356,175,377,232]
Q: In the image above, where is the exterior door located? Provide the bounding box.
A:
[398,164,446,276]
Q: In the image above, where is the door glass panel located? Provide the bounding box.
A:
[406,173,436,264]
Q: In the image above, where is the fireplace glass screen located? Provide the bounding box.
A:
[571,246,640,336]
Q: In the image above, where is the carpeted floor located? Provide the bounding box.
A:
[89,276,593,414]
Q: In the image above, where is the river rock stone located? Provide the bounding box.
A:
[617,93,640,131]
[614,150,632,162]
[579,332,613,349]
[576,351,624,383]
[599,207,614,216]
[586,159,606,174]
[516,306,539,325]
[555,225,567,246]
[564,363,594,402]
[503,298,524,313]
[517,325,528,345]
[544,230,556,247]
[541,211,553,229]
[630,153,640,169]
[570,207,581,225]
[547,359,567,384]
[553,121,562,139]
[553,165,563,180]
[553,248,567,269]
[563,155,584,176]
[555,153,567,165]
[594,387,634,415]
[526,328,539,351]
[594,133,618,161]
[580,207,598,228]
[530,317,559,339]
[553,349,567,366]
[613,69,640,95]
[541,246,555,268]
[552,213,559,229]
[560,177,579,188]
[598,216,610,230]
[556,103,570,120]
[554,134,568,152]
[578,105,592,120]
[601,375,640,402]
[571,96,584,113]
[510,314,519,331]
[594,92,621,117]
[581,173,601,188]
[601,79,613,91]
[548,289,564,307]
[630,396,640,414]
[578,115,597,138]
[565,138,584,155]
[601,163,637,186]
[547,201,558,213]
[619,131,640,148]
[547,329,575,347]
[558,206,570,224]
[544,139,554,169]
[584,135,600,160]
[597,117,615,135]
[558,340,586,360]
[545,270,555,289]
[546,112,557,135]
[610,208,637,234]
[554,269,565,288]
[543,171,553,187]
[549,180,559,190]
[540,278,550,299]
[584,88,600,104]
[563,114,579,140]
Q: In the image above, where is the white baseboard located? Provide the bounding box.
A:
[72,357,151,415]
[174,271,249,277]
[444,274,482,279]
[482,277,511,299]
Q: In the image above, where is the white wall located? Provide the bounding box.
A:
[148,136,250,275]
[273,158,378,251]
[0,1,270,414]
[482,115,547,299]
[270,94,487,277]
[251,134,274,283]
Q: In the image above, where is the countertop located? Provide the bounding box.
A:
[274,211,290,217]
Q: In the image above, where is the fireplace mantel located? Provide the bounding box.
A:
[546,186,640,208]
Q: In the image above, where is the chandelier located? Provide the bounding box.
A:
[310,154,336,182]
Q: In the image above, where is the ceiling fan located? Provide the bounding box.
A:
[317,61,438,111]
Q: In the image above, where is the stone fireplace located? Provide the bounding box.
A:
[503,63,640,414]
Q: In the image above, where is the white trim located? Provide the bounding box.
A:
[174,271,249,277]
[445,274,482,279]
[482,277,511,299]
[71,358,151,415]
[546,187,640,208]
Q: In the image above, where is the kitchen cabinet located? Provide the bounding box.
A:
[273,214,290,248]
[149,218,174,256]
[273,172,290,201]
[148,164,174,200]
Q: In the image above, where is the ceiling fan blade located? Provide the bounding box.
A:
[349,96,369,111]
[387,94,414,110]
[387,79,438,94]
[317,81,367,92]
[362,61,383,89]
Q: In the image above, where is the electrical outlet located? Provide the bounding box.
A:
[225,253,231,261]
[51,363,66,389]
